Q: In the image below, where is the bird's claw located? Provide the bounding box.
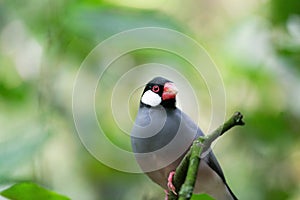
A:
[164,190,169,200]
[167,171,177,195]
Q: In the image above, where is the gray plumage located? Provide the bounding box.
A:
[131,77,237,200]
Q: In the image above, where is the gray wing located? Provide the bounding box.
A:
[207,152,238,200]
[206,151,226,182]
[184,112,227,183]
[194,119,238,199]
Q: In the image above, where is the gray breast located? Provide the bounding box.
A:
[131,106,180,153]
[131,105,202,172]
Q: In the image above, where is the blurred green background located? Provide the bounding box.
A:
[0,0,300,200]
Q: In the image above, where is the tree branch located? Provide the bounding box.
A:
[168,112,245,200]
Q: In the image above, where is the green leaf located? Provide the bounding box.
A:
[0,182,70,200]
[191,193,215,200]
[0,124,48,180]
[66,4,184,42]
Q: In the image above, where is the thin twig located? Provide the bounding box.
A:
[168,112,245,200]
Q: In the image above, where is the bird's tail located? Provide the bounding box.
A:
[225,182,238,200]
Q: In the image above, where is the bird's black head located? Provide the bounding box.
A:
[140,77,178,108]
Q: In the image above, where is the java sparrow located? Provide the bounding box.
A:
[131,77,238,200]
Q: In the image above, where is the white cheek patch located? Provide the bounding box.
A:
[141,90,161,107]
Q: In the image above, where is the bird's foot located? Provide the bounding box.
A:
[164,190,169,200]
[167,171,177,195]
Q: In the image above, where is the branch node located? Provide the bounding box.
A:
[167,112,245,200]
[233,111,245,126]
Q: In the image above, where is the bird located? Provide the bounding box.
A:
[131,77,238,200]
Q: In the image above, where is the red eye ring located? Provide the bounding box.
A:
[152,85,160,93]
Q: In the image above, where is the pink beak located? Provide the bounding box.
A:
[162,82,178,100]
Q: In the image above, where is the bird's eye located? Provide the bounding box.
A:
[152,85,160,93]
